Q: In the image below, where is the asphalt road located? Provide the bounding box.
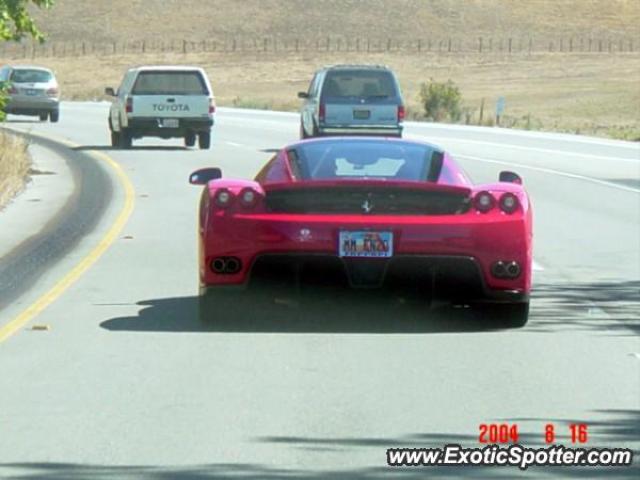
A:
[0,102,638,479]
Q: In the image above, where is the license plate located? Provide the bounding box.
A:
[26,89,37,96]
[339,231,393,258]
[160,118,179,128]
[353,109,370,120]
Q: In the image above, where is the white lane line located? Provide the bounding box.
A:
[456,154,640,194]
[406,133,639,164]
[405,122,640,150]
[533,261,545,272]
[225,141,244,147]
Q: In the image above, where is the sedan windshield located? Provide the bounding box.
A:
[288,140,440,181]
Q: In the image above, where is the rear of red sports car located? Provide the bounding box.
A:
[191,138,532,327]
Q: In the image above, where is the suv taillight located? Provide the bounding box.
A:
[319,103,325,122]
[46,88,59,97]
[209,98,216,114]
[8,85,17,94]
[125,97,133,113]
[398,105,405,122]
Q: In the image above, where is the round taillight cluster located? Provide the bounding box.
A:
[499,193,519,214]
[239,187,260,207]
[474,191,495,213]
[213,187,262,209]
[474,191,520,214]
[214,188,234,207]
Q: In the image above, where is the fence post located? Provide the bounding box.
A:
[508,38,512,53]
[528,37,532,54]
[569,38,573,52]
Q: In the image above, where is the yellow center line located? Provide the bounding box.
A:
[0,130,135,343]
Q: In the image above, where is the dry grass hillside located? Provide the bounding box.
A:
[30,0,640,42]
[5,0,637,140]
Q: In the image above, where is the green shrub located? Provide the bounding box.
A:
[0,81,8,122]
[419,79,462,122]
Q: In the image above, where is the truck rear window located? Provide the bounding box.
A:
[322,70,397,98]
[132,71,208,95]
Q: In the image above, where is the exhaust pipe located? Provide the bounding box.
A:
[491,260,521,279]
[211,258,227,273]
[506,261,521,278]
[225,257,241,274]
[211,257,242,274]
[491,261,507,278]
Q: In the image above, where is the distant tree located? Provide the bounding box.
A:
[1,1,54,120]
[0,0,53,41]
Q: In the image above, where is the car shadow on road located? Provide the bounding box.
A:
[100,290,498,334]
[73,145,190,152]
[2,410,637,479]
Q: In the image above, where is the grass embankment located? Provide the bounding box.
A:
[0,132,31,210]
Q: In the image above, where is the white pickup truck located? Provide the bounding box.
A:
[105,66,215,149]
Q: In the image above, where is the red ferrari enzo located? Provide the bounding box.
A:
[189,137,532,327]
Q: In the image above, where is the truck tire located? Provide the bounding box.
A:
[49,110,59,123]
[198,131,211,150]
[110,131,120,147]
[119,129,132,149]
[185,132,196,147]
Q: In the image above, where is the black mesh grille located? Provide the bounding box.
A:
[265,187,470,215]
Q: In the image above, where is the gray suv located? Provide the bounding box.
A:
[298,65,404,138]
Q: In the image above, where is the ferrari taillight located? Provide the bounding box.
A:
[239,187,261,208]
[499,193,519,214]
[398,105,405,122]
[125,97,133,113]
[474,191,495,213]
[214,188,234,208]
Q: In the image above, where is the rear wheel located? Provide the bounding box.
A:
[198,131,211,150]
[300,122,308,139]
[476,302,529,328]
[39,113,48,122]
[49,110,59,123]
[185,132,196,147]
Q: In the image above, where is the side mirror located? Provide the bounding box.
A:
[297,91,309,99]
[189,168,222,185]
[104,87,116,97]
[499,171,522,185]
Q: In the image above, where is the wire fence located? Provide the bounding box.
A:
[1,36,637,59]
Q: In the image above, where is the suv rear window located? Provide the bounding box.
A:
[322,70,397,98]
[132,71,208,95]
[10,69,53,83]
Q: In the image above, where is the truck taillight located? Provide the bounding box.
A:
[125,97,133,113]
[398,105,405,122]
[319,103,325,122]
[209,98,216,114]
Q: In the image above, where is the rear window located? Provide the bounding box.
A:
[288,140,439,182]
[322,70,397,98]
[132,71,208,95]
[10,69,53,83]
